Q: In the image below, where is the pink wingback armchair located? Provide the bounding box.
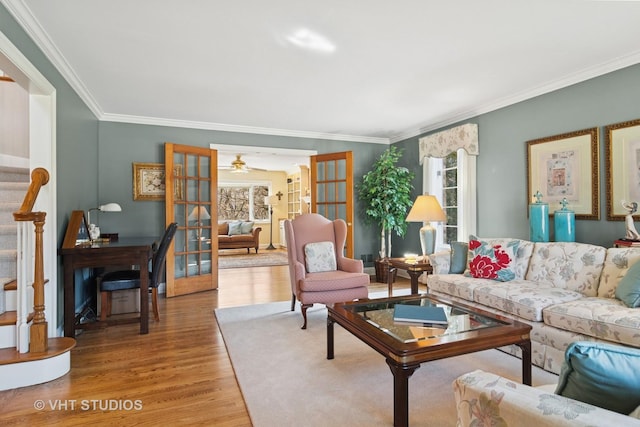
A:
[284,213,369,329]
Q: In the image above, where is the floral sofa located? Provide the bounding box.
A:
[217,221,262,253]
[453,370,640,426]
[428,238,640,374]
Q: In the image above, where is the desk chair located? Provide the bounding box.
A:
[284,213,369,329]
[99,223,178,322]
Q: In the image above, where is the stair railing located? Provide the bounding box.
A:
[12,167,49,353]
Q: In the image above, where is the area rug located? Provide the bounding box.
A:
[218,248,288,269]
[215,301,558,427]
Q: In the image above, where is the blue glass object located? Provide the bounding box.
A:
[529,191,549,242]
[554,198,575,242]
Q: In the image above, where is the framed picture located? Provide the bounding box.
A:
[605,118,640,221]
[133,162,183,201]
[526,127,599,220]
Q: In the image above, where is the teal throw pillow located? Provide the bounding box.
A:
[555,341,640,414]
[228,221,243,236]
[615,260,640,308]
[449,241,468,274]
[240,221,254,234]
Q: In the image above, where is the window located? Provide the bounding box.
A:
[218,183,270,221]
[424,148,476,249]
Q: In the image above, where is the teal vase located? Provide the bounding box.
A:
[554,199,575,242]
[529,201,549,242]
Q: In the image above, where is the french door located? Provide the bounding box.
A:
[164,143,218,297]
[310,151,354,258]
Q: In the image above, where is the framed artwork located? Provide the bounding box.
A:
[133,162,183,201]
[526,127,599,220]
[605,118,640,221]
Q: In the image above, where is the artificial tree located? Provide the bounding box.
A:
[357,146,415,264]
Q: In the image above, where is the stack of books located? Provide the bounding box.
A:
[393,304,448,326]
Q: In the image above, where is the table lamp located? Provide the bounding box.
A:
[188,206,211,240]
[87,202,122,240]
[405,194,446,260]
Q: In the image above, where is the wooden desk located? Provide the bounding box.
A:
[59,237,155,337]
[386,258,433,296]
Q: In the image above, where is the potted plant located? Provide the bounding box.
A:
[357,146,415,282]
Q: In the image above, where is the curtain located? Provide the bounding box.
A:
[419,123,479,162]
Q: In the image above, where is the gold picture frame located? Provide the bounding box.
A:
[526,127,599,220]
[605,118,640,221]
[133,162,183,201]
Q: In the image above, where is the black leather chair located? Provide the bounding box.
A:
[99,222,178,322]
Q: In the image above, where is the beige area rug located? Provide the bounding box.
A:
[215,301,558,427]
[218,248,288,269]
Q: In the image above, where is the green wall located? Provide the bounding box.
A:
[97,121,387,260]
[393,63,640,257]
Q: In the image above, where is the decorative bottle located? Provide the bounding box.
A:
[554,198,575,242]
[529,191,549,242]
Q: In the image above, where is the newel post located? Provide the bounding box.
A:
[29,212,48,352]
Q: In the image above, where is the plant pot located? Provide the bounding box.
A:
[374,258,397,284]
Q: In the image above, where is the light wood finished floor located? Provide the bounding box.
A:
[0,265,414,426]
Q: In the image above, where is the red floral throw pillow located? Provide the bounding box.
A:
[467,238,519,281]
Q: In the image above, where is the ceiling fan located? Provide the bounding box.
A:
[220,154,267,174]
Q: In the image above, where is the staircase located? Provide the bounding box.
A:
[0,166,75,390]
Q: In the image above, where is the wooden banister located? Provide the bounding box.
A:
[12,167,50,353]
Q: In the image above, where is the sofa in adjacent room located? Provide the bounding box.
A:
[217,221,262,253]
[427,238,640,374]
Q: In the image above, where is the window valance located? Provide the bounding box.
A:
[419,123,479,163]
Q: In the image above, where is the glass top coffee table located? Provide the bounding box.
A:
[327,293,532,427]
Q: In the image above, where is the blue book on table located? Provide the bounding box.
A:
[393,304,448,325]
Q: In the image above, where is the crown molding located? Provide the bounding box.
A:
[390,50,640,143]
[2,0,103,117]
[100,113,390,144]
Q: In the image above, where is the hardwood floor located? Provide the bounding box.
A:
[0,266,413,426]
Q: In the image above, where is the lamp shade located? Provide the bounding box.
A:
[188,206,211,221]
[264,196,277,206]
[405,195,446,222]
[98,202,122,212]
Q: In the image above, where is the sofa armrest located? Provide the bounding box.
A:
[251,226,262,241]
[454,370,640,427]
[428,250,451,274]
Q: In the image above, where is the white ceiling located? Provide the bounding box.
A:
[4,1,640,157]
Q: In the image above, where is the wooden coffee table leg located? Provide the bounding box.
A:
[327,316,335,360]
[386,359,420,427]
[517,339,532,385]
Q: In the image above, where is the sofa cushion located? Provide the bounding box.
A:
[473,281,584,322]
[555,341,640,415]
[240,221,254,234]
[218,222,229,235]
[428,274,487,301]
[543,297,640,347]
[616,259,640,308]
[450,241,468,274]
[228,221,243,235]
[304,241,337,273]
[525,242,606,296]
[598,248,640,298]
[467,237,519,281]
